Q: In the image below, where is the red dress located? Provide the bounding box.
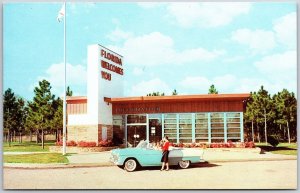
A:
[161,141,170,163]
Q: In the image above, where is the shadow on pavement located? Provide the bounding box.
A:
[133,162,220,172]
[257,145,297,154]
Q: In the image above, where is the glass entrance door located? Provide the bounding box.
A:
[127,125,147,147]
[149,119,162,143]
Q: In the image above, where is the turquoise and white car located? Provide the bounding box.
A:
[110,140,205,172]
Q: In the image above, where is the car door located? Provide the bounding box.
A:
[139,148,162,166]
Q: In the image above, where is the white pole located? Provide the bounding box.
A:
[62,1,67,155]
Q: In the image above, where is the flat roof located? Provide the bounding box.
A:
[67,94,250,104]
[66,96,87,101]
[104,93,250,104]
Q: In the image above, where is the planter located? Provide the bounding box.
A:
[204,147,261,153]
[49,146,120,153]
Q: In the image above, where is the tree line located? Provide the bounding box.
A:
[3,79,73,148]
[244,86,297,143]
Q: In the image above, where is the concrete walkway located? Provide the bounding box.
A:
[3,148,297,169]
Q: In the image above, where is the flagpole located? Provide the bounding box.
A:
[62,1,67,155]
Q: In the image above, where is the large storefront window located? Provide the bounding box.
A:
[195,113,209,142]
[179,114,192,143]
[211,113,224,142]
[127,114,146,124]
[112,115,125,145]
[163,114,177,143]
[127,125,147,147]
[122,112,243,146]
[126,114,147,147]
[226,112,241,142]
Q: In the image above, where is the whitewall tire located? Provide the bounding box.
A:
[124,159,137,172]
[179,160,190,169]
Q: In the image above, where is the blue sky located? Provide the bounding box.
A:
[3,2,297,100]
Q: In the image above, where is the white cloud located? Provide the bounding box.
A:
[234,78,296,95]
[213,74,237,90]
[127,78,171,96]
[179,73,296,95]
[166,2,252,28]
[273,12,296,49]
[108,32,223,66]
[230,12,296,53]
[254,50,296,80]
[231,29,276,54]
[107,28,133,42]
[30,63,87,97]
[179,76,211,92]
[179,74,237,93]
[223,55,245,63]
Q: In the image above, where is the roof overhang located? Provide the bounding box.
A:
[104,93,250,104]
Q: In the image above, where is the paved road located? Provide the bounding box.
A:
[3,160,297,189]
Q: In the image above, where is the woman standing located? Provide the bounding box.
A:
[160,136,170,171]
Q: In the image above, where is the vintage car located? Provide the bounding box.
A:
[109,140,205,172]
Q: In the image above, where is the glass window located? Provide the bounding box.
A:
[164,114,177,143]
[211,113,224,142]
[195,113,208,142]
[148,114,162,119]
[113,115,125,145]
[226,112,241,140]
[149,117,162,143]
[226,112,240,118]
[179,113,192,143]
[164,114,176,119]
[127,114,146,124]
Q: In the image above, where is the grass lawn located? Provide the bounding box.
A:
[3,153,69,164]
[255,142,297,155]
[3,141,56,152]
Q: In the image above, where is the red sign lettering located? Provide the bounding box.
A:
[101,71,111,81]
[101,49,122,66]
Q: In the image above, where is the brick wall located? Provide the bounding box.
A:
[68,125,98,144]
[98,124,113,142]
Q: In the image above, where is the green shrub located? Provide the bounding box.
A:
[267,136,279,147]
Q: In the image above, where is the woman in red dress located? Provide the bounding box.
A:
[160,136,170,171]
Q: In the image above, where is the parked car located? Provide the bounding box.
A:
[109,140,205,172]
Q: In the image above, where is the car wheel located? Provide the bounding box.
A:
[124,159,137,172]
[178,160,190,169]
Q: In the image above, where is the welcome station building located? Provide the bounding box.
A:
[66,44,250,147]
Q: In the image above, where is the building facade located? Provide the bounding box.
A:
[66,44,249,147]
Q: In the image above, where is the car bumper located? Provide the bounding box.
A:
[109,154,122,165]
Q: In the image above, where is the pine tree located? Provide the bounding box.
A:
[274,89,297,143]
[172,89,178,95]
[208,84,218,94]
[26,80,55,149]
[3,88,18,146]
[66,86,73,96]
[255,86,275,144]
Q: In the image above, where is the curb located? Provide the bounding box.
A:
[3,157,297,169]
[207,157,297,163]
[3,162,114,169]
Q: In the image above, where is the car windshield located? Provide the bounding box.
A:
[136,140,148,148]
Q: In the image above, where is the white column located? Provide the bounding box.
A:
[208,113,211,143]
[240,112,244,142]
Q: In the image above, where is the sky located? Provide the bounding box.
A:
[3,2,297,100]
